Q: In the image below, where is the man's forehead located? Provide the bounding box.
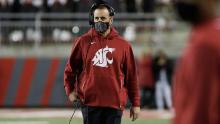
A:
[94,8,110,17]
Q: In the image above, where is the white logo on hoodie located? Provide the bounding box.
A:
[92,46,115,68]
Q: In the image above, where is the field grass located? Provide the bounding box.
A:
[0,118,169,124]
[0,109,172,124]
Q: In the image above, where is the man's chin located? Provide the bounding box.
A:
[98,31,106,34]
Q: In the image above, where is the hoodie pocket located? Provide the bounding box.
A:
[77,72,88,101]
[119,76,128,108]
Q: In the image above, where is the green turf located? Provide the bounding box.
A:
[0,118,169,124]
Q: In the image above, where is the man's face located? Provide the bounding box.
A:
[173,0,216,24]
[93,8,112,24]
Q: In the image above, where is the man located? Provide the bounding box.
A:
[153,50,173,111]
[173,0,220,124]
[64,2,140,124]
[138,52,155,108]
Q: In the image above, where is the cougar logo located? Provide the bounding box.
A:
[92,46,115,68]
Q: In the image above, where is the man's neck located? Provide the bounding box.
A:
[101,28,111,37]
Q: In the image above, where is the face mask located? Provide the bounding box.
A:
[174,2,203,24]
[94,21,110,34]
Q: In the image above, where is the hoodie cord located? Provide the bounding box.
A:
[68,99,81,124]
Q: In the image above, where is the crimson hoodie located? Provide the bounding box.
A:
[64,27,140,110]
[173,18,220,124]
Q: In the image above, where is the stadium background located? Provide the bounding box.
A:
[0,0,205,123]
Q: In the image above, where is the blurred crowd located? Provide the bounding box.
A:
[137,49,174,111]
[0,0,173,44]
[0,0,171,13]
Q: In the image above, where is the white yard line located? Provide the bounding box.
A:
[0,121,49,124]
[0,109,82,119]
[0,108,174,119]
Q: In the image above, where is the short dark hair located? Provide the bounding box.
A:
[89,3,115,25]
[93,4,112,16]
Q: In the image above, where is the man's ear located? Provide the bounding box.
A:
[109,17,113,25]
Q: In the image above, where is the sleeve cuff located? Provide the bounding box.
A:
[65,86,74,96]
[131,98,141,107]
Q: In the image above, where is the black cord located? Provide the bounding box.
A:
[69,28,93,124]
[68,100,81,124]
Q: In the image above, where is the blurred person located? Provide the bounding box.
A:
[125,0,137,13]
[65,0,80,12]
[0,0,10,12]
[98,0,122,12]
[64,2,140,124]
[138,51,155,108]
[42,0,49,12]
[32,0,43,10]
[10,0,21,12]
[153,50,173,111]
[142,0,156,13]
[77,0,121,12]
[123,23,136,42]
[49,0,70,12]
[158,0,171,5]
[77,0,93,12]
[20,0,38,12]
[173,0,220,124]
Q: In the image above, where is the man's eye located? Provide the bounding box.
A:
[101,17,106,20]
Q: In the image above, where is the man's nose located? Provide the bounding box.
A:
[97,18,102,21]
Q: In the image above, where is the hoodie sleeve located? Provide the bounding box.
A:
[124,45,140,107]
[64,38,83,96]
[173,42,220,120]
